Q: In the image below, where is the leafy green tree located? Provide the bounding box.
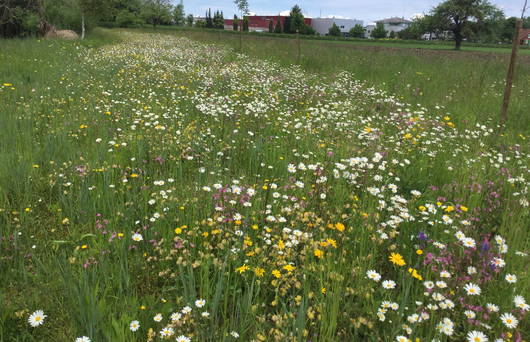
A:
[429,0,499,50]
[234,0,249,16]
[371,22,387,38]
[142,0,172,28]
[274,15,282,33]
[283,15,291,33]
[389,30,396,38]
[186,13,193,26]
[233,14,238,31]
[0,0,47,37]
[289,5,304,33]
[205,8,213,28]
[213,10,224,29]
[173,0,184,26]
[328,22,341,36]
[349,24,365,38]
[268,18,273,32]
[242,15,248,31]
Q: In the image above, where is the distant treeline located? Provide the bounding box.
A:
[0,0,187,38]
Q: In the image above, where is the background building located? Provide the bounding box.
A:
[376,17,411,34]
[311,17,363,36]
[224,16,312,32]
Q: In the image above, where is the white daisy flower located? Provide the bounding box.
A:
[463,283,481,296]
[500,313,518,329]
[160,327,174,337]
[505,274,517,283]
[129,320,140,331]
[28,310,47,327]
[195,299,206,308]
[170,312,182,321]
[366,270,381,282]
[176,335,191,342]
[153,313,163,322]
[75,337,91,342]
[382,280,396,289]
[466,330,488,342]
[132,233,143,242]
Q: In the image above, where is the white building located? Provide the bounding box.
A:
[311,17,363,36]
[376,17,411,34]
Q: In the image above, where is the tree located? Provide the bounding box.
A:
[186,13,193,26]
[328,22,341,36]
[233,0,249,16]
[273,14,282,33]
[233,14,238,31]
[289,5,304,33]
[143,0,172,28]
[213,10,224,29]
[268,18,273,32]
[429,0,499,50]
[349,24,365,38]
[389,30,396,38]
[173,0,184,26]
[78,0,112,38]
[371,22,387,38]
[0,0,47,37]
[205,8,213,28]
[242,15,248,31]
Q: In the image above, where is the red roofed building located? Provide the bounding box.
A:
[519,28,530,46]
[224,16,312,32]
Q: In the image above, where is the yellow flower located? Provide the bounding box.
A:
[416,249,423,255]
[364,127,372,133]
[460,205,468,212]
[314,249,324,259]
[277,240,285,250]
[283,264,295,272]
[81,244,88,249]
[321,287,326,294]
[254,267,265,277]
[444,205,454,212]
[389,252,406,266]
[174,227,182,234]
[251,224,258,230]
[236,264,250,274]
[3,83,13,87]
[130,173,139,178]
[271,269,281,278]
[335,222,345,232]
[404,133,413,139]
[418,205,426,211]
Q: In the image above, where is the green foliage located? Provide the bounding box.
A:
[349,24,365,38]
[328,22,341,37]
[173,1,184,26]
[115,9,143,28]
[142,0,172,27]
[289,5,304,33]
[429,0,500,49]
[0,0,45,37]
[186,14,193,26]
[233,15,238,31]
[274,15,282,33]
[234,0,249,16]
[268,18,273,33]
[371,22,387,38]
[213,10,224,29]
[388,30,396,38]
[242,16,249,32]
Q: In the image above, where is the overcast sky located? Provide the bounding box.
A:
[182,0,524,23]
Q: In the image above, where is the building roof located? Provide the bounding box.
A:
[224,15,311,29]
[519,28,530,40]
[376,17,411,24]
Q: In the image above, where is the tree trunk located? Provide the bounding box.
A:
[499,19,522,128]
[454,31,462,50]
[81,13,85,40]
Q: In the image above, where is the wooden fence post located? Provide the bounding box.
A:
[500,18,522,128]
[239,24,243,52]
[296,29,301,64]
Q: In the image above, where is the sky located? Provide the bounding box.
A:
[182,0,525,23]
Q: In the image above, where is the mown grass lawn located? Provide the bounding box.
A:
[0,29,529,342]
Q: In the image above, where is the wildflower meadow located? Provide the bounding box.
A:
[0,30,529,342]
